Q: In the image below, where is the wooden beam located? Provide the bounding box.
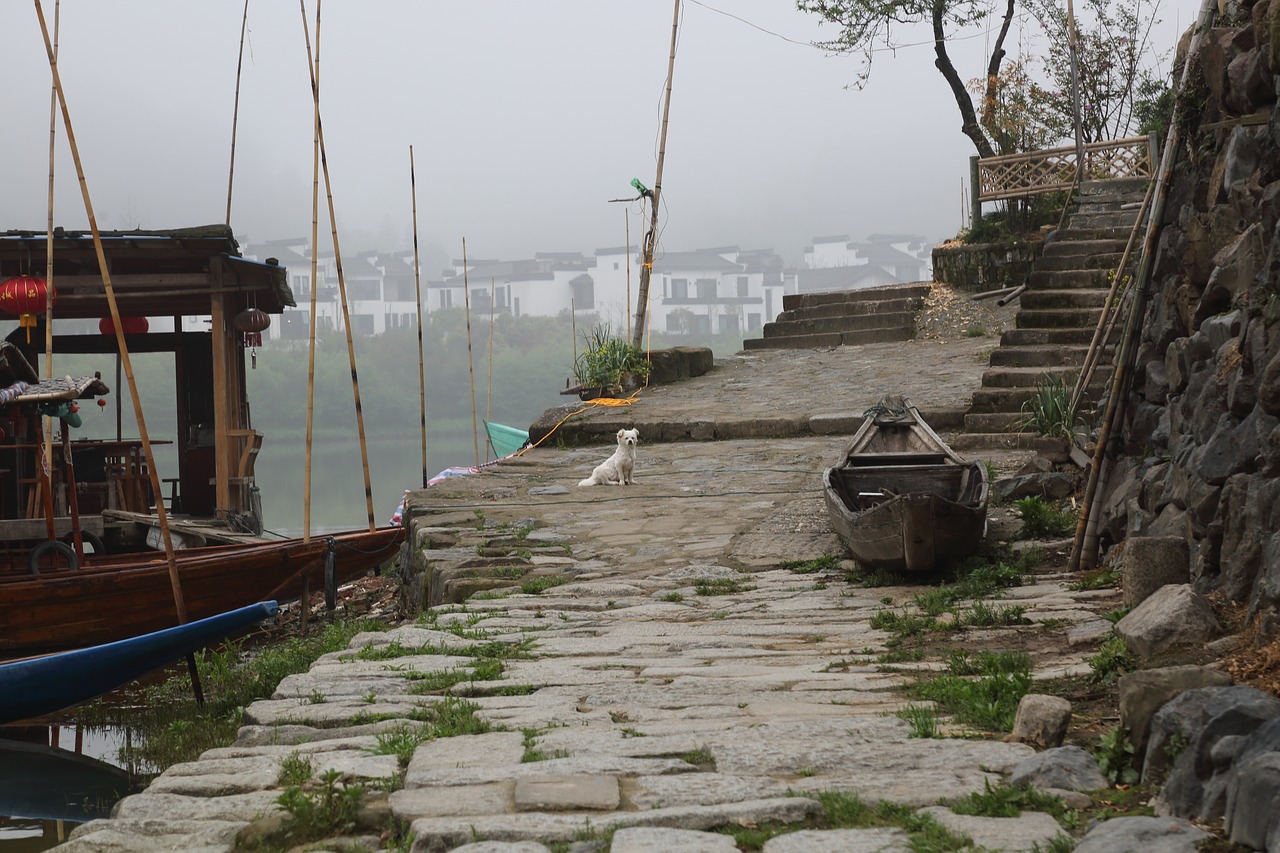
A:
[209,258,231,517]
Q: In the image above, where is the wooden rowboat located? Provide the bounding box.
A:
[0,738,133,822]
[0,526,403,655]
[0,601,278,725]
[822,397,988,572]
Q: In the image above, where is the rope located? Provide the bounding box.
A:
[515,390,642,456]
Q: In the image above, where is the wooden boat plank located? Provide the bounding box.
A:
[0,526,404,654]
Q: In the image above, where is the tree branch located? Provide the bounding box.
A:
[931,0,995,157]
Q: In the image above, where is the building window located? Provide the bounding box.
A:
[693,314,711,334]
[613,262,619,270]
[748,313,761,330]
[350,280,380,301]
[471,288,491,312]
[695,279,715,301]
[737,276,748,297]
[672,278,688,299]
[440,290,453,309]
[351,314,375,336]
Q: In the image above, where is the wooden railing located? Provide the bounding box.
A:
[974,136,1156,203]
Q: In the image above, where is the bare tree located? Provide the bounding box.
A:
[797,0,1017,158]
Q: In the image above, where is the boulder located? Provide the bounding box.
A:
[1224,752,1280,851]
[1009,694,1072,749]
[1007,746,1108,793]
[1073,815,1211,853]
[992,472,1077,503]
[1120,537,1191,609]
[1115,584,1221,660]
[1153,686,1280,820]
[1118,665,1233,769]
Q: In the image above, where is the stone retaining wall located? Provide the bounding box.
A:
[1099,0,1280,639]
[931,241,1044,293]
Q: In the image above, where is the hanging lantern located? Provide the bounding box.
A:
[0,275,54,343]
[233,307,270,369]
[99,316,149,335]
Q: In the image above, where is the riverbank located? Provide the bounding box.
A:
[58,285,1193,852]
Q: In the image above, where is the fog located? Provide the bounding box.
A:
[0,1,1033,267]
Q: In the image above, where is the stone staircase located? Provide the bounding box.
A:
[742,283,929,351]
[953,177,1150,450]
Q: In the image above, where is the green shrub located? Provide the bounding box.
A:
[1015,496,1076,538]
[1018,373,1077,439]
[572,324,649,389]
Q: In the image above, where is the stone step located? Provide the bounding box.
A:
[951,425,1039,447]
[776,296,920,323]
[1075,177,1151,202]
[1034,251,1125,271]
[980,365,1085,389]
[1042,236,1129,256]
[988,344,1111,367]
[1028,267,1115,290]
[1001,327,1100,346]
[742,325,913,350]
[1070,211,1144,230]
[781,283,931,312]
[968,386,1048,413]
[1015,306,1104,328]
[762,310,915,338]
[1021,289,1113,309]
[969,383,1105,413]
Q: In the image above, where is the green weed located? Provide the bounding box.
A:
[779,554,839,574]
[1017,373,1077,440]
[373,724,432,767]
[272,769,365,846]
[277,752,314,787]
[1088,634,1138,684]
[1015,496,1077,538]
[897,704,941,738]
[1096,725,1139,785]
[520,575,569,595]
[694,578,755,596]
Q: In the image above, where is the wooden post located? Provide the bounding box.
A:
[462,239,480,469]
[302,0,321,542]
[632,0,681,350]
[969,156,981,230]
[210,260,232,516]
[409,145,427,487]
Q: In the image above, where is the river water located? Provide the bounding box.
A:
[0,725,144,851]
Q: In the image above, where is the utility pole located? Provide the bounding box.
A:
[633,0,681,350]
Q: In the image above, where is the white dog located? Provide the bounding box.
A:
[578,428,639,486]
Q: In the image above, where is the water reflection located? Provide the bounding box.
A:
[0,725,142,851]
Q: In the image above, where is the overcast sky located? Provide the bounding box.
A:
[1,1,1183,269]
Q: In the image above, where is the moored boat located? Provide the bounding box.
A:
[822,396,988,572]
[0,600,279,725]
[0,525,403,655]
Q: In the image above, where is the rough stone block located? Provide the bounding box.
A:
[1010,694,1072,748]
[1116,584,1221,660]
[1073,815,1210,853]
[1008,745,1108,793]
[1120,536,1191,608]
[1225,751,1280,850]
[1118,665,1233,770]
[611,827,737,852]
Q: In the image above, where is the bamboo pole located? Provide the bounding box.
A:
[1068,178,1155,421]
[225,0,250,226]
[625,211,632,343]
[462,240,480,469]
[299,0,377,531]
[409,145,427,488]
[632,0,681,350]
[33,0,186,622]
[1068,0,1219,572]
[487,276,495,448]
[40,0,59,546]
[301,0,321,543]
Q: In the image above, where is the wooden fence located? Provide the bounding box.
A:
[973,136,1156,204]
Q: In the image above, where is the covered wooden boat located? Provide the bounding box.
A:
[0,601,278,725]
[822,397,988,572]
[0,525,403,654]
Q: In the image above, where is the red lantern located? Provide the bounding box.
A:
[99,316,149,335]
[232,307,270,348]
[0,276,54,343]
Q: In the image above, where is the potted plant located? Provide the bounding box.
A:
[573,325,649,400]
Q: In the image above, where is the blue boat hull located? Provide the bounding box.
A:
[0,601,278,725]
